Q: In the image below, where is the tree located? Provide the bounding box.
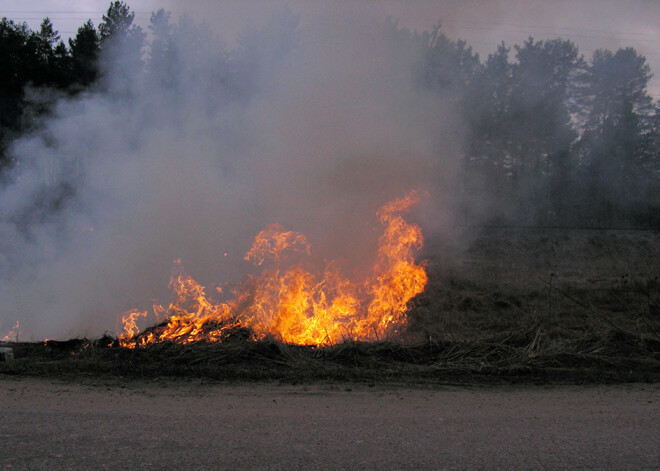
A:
[99,1,138,43]
[69,20,100,87]
[415,22,480,100]
[510,39,582,177]
[36,17,59,47]
[0,18,30,167]
[578,47,655,220]
[147,8,174,82]
[0,18,30,91]
[97,1,146,87]
[462,38,585,224]
[462,43,515,220]
[466,43,512,172]
[651,102,660,178]
[21,18,67,87]
[465,38,584,223]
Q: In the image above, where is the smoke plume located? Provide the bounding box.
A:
[0,4,461,340]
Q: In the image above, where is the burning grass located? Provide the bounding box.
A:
[2,227,659,385]
[118,192,427,348]
[1,322,658,384]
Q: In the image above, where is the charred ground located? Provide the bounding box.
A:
[2,228,659,385]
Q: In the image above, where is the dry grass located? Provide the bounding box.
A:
[1,322,658,384]
[1,228,659,384]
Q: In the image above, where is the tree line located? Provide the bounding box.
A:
[1,2,659,228]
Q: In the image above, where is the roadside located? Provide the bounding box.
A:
[1,377,658,470]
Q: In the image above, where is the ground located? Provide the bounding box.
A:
[0,229,659,469]
[410,227,660,343]
[1,377,659,470]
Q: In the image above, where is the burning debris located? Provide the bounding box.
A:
[119,192,427,348]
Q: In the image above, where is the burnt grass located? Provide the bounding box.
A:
[2,228,660,385]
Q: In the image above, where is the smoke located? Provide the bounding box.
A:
[0,4,461,340]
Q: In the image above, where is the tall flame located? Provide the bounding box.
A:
[119,192,426,347]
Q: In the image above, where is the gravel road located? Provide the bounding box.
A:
[1,378,658,470]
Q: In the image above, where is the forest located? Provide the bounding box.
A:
[1,1,659,228]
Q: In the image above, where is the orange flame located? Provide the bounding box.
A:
[118,310,148,348]
[1,321,20,343]
[119,192,427,347]
[244,224,311,266]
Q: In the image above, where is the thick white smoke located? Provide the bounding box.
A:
[0,4,461,340]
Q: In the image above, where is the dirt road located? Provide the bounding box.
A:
[1,377,658,470]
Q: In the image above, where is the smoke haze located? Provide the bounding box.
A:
[146,1,660,98]
[2,1,658,340]
[0,4,460,339]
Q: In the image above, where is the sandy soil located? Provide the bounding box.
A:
[1,377,658,470]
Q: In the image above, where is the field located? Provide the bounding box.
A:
[2,228,659,384]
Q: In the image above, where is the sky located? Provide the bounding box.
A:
[0,0,658,98]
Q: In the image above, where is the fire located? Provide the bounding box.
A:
[119,192,427,347]
[244,223,311,266]
[1,321,20,342]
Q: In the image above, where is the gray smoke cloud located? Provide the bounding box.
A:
[0,4,461,340]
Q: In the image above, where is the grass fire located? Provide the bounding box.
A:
[0,1,659,386]
[119,192,427,347]
[2,3,660,469]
